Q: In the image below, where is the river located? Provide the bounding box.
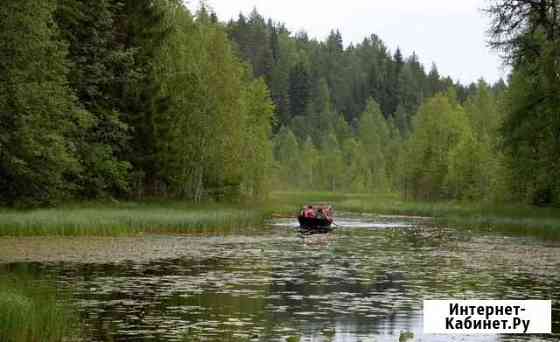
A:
[0,213,558,341]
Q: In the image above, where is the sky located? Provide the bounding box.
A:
[185,0,509,85]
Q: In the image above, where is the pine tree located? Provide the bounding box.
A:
[427,63,441,97]
[114,0,170,196]
[269,33,297,127]
[55,0,132,198]
[288,61,312,116]
[394,47,404,74]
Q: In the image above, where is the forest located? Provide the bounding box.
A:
[1,0,559,208]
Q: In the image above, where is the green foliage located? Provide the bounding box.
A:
[0,0,276,207]
[0,274,79,341]
[55,0,133,198]
[288,61,312,116]
[404,93,470,200]
[341,138,369,192]
[487,0,560,206]
[152,3,249,200]
[393,104,410,138]
[464,80,501,140]
[268,32,297,126]
[385,115,404,189]
[358,99,390,192]
[457,80,504,201]
[300,137,318,189]
[4,1,548,211]
[334,115,353,144]
[501,65,560,205]
[0,0,85,207]
[316,133,345,191]
[401,87,504,202]
[446,130,492,200]
[240,79,275,198]
[273,127,300,187]
[227,9,460,127]
[0,202,266,236]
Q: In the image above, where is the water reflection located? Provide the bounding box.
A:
[1,213,559,341]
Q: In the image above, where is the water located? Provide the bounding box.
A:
[1,213,559,341]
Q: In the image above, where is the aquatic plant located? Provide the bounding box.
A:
[0,275,79,342]
[0,201,267,236]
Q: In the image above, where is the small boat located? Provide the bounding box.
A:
[298,204,334,230]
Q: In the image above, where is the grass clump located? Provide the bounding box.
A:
[0,275,79,342]
[0,201,267,237]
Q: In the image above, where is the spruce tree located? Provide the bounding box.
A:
[0,0,86,206]
[55,0,132,198]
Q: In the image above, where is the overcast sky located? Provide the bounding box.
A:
[185,0,508,85]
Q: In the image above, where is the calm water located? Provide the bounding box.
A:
[1,213,559,341]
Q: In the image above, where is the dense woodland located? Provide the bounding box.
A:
[0,0,559,207]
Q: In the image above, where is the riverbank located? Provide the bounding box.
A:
[271,191,560,239]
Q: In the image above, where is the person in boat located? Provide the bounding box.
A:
[316,206,333,221]
[325,207,333,220]
[303,205,315,218]
[316,207,325,220]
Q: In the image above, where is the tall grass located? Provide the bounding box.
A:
[0,201,267,237]
[0,275,79,342]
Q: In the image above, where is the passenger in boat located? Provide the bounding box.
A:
[316,208,325,219]
[303,205,315,218]
[316,207,332,221]
[326,207,333,220]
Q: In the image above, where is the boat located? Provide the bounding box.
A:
[297,205,334,231]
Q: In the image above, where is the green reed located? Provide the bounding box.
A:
[0,201,267,237]
[0,274,79,342]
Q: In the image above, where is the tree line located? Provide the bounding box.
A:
[1,0,558,207]
[236,3,558,206]
[230,9,508,202]
[0,0,273,206]
[272,84,507,202]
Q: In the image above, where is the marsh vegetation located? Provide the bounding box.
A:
[0,202,266,236]
[0,273,79,342]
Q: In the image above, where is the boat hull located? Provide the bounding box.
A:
[297,216,333,229]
